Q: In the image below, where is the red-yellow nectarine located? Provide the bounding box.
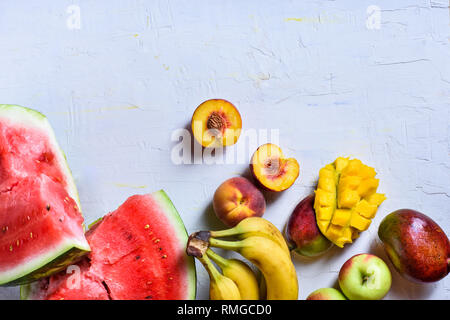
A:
[213,177,266,227]
[250,143,299,192]
[191,99,242,148]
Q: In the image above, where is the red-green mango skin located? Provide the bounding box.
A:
[378,209,450,283]
[285,194,333,257]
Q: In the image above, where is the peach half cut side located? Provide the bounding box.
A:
[191,99,242,148]
[250,143,300,192]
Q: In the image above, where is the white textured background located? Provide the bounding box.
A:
[0,0,449,300]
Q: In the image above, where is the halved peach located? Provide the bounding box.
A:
[191,99,242,148]
[250,143,299,192]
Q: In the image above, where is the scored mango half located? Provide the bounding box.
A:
[314,157,386,248]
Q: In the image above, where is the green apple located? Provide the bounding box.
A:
[306,288,346,300]
[338,253,392,300]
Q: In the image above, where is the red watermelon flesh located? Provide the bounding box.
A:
[0,175,86,273]
[0,117,68,193]
[22,191,197,300]
[29,259,110,300]
[0,105,89,286]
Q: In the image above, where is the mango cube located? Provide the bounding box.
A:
[338,189,360,208]
[318,177,336,193]
[317,220,330,231]
[334,157,349,171]
[331,209,352,226]
[315,189,335,207]
[316,206,334,221]
[357,178,379,197]
[355,200,378,219]
[326,225,352,247]
[339,176,362,191]
[342,159,362,176]
[360,166,376,179]
[350,213,372,231]
[319,165,335,179]
[367,193,387,206]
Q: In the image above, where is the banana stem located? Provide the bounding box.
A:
[209,237,241,251]
[186,231,211,258]
[210,227,240,239]
[206,249,229,269]
[197,254,222,280]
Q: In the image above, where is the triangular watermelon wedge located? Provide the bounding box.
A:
[0,105,90,286]
[21,191,197,300]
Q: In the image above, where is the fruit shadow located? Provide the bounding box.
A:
[368,239,435,300]
[201,201,225,232]
[183,122,202,165]
[290,243,346,266]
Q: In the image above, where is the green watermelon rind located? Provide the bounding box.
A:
[11,241,88,288]
[20,190,197,300]
[0,105,90,286]
[152,190,197,300]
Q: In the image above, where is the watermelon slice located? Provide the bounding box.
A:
[0,105,90,286]
[21,191,197,300]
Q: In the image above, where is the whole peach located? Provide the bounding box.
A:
[213,177,266,227]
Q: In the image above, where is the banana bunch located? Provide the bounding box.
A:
[195,251,242,300]
[187,217,298,300]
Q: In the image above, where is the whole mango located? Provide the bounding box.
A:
[378,209,449,283]
[285,194,333,257]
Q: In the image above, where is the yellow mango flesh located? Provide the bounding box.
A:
[314,157,386,247]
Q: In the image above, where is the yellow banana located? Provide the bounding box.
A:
[206,249,260,300]
[197,254,241,300]
[210,275,241,300]
[209,217,290,256]
[209,235,298,300]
